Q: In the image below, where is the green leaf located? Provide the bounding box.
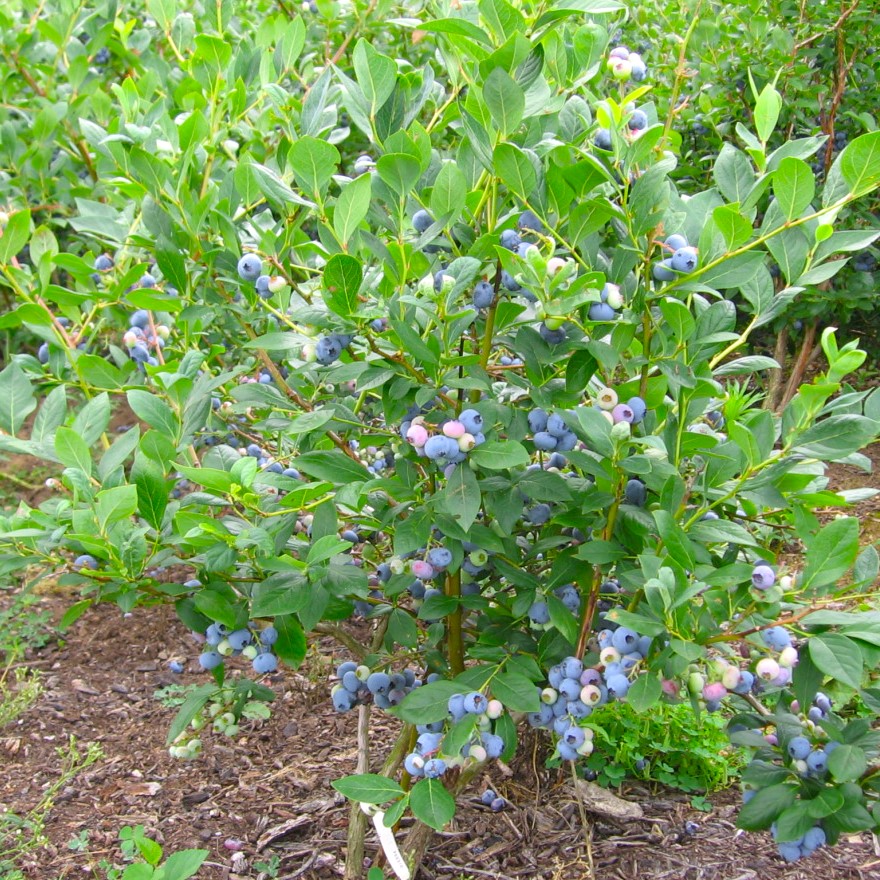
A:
[166,683,216,744]
[827,744,867,783]
[376,153,422,200]
[274,613,307,668]
[436,465,481,531]
[290,136,339,198]
[429,162,467,224]
[839,130,880,197]
[736,783,796,830]
[653,510,696,569]
[808,633,864,690]
[161,849,209,880]
[793,414,878,459]
[805,787,844,819]
[482,68,525,136]
[333,173,372,246]
[352,40,397,114]
[394,679,462,723]
[250,575,309,619]
[307,535,351,565]
[773,157,815,220]
[332,773,404,805]
[753,80,782,144]
[626,673,662,713]
[493,143,536,201]
[127,390,180,442]
[55,426,93,475]
[469,440,529,470]
[294,451,370,484]
[799,517,859,593]
[409,778,455,830]
[774,804,817,843]
[322,254,362,319]
[490,670,540,712]
[96,485,138,530]
[134,461,167,530]
[0,363,36,435]
[0,210,31,264]
[418,18,493,46]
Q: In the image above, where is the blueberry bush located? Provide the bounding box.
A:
[0,0,879,876]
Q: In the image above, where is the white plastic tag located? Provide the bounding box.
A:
[360,803,411,880]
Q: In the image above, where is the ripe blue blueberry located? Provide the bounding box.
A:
[427,547,452,569]
[653,259,676,281]
[238,254,263,281]
[458,409,483,434]
[481,789,496,806]
[594,128,612,150]
[199,651,223,670]
[533,431,558,451]
[518,210,543,233]
[500,270,521,291]
[589,302,617,321]
[73,554,98,570]
[806,749,827,774]
[611,627,639,655]
[664,234,688,251]
[624,479,647,507]
[627,396,647,423]
[227,629,253,651]
[528,408,549,434]
[333,689,356,712]
[670,246,698,273]
[472,281,495,309]
[751,564,776,589]
[253,652,278,674]
[94,253,114,271]
[539,323,566,344]
[628,109,648,131]
[499,229,521,251]
[423,758,447,778]
[413,210,433,233]
[528,600,550,625]
[761,626,792,651]
[481,733,504,758]
[787,736,811,761]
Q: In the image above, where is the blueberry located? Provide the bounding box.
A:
[528,408,549,434]
[73,554,98,570]
[628,109,648,131]
[139,273,157,288]
[594,128,612,150]
[333,688,356,712]
[539,323,566,344]
[130,309,151,329]
[761,626,792,651]
[627,396,647,423]
[481,733,504,758]
[227,629,253,651]
[238,254,263,281]
[94,253,114,271]
[427,547,452,569]
[481,789,496,806]
[611,627,639,655]
[529,600,550,624]
[530,431,558,454]
[624,479,647,507]
[500,270,520,291]
[653,259,676,281]
[751,564,776,589]
[37,343,50,364]
[316,334,345,365]
[255,274,271,297]
[367,672,392,695]
[664,234,688,251]
[253,652,278,674]
[199,651,223,670]
[458,409,483,435]
[670,246,698,273]
[787,736,811,761]
[413,210,434,233]
[589,302,616,321]
[806,749,827,774]
[518,210,543,233]
[472,281,495,309]
[499,229,521,250]
[525,503,551,525]
[168,660,184,674]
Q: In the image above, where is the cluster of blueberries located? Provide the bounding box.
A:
[400,408,486,468]
[606,45,648,82]
[330,660,430,713]
[527,653,630,760]
[403,691,507,781]
[199,622,279,675]
[528,583,581,627]
[122,309,170,368]
[653,233,699,282]
[589,282,626,322]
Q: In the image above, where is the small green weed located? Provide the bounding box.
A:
[581,701,744,793]
[0,588,54,662]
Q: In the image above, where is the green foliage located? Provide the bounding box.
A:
[0,0,877,871]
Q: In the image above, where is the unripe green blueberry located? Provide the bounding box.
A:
[217,638,233,656]
[546,257,567,276]
[541,687,558,704]
[242,644,258,661]
[543,315,566,331]
[611,59,632,81]
[687,672,705,695]
[356,664,371,681]
[486,699,504,719]
[302,343,317,362]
